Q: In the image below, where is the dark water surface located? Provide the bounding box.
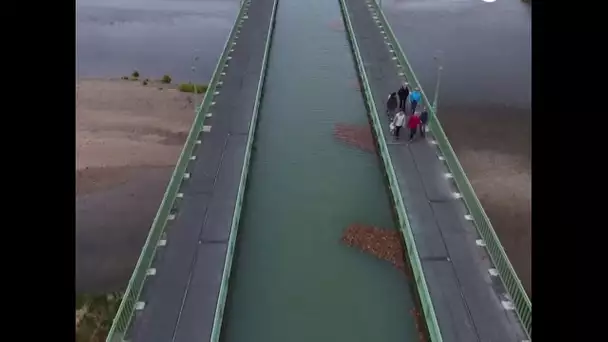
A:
[383,0,530,108]
[77,0,240,83]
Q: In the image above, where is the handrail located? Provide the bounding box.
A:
[338,0,444,341]
[369,0,531,338]
[209,0,280,340]
[105,1,251,341]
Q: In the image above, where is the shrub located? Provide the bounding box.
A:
[178,83,208,94]
[131,70,139,78]
[161,74,172,84]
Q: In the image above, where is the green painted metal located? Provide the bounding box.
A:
[209,0,280,340]
[369,0,532,338]
[337,0,444,341]
[105,2,251,341]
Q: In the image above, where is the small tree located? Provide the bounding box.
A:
[161,74,172,84]
[131,70,140,78]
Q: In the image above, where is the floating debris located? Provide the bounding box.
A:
[410,308,428,342]
[333,123,376,152]
[328,19,345,31]
[342,224,426,340]
[341,223,406,273]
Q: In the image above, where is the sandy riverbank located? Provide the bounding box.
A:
[76,78,196,293]
[76,78,197,193]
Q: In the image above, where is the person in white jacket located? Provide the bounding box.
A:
[392,111,406,140]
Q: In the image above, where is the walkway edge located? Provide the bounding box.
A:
[368,1,531,337]
[337,0,443,341]
[106,1,252,341]
[209,0,280,340]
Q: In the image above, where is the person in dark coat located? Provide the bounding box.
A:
[386,92,398,120]
[397,82,409,112]
[419,107,429,138]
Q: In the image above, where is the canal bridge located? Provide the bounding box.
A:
[106,0,531,341]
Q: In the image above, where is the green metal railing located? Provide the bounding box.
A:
[338,0,443,341]
[209,0,280,340]
[369,0,532,338]
[105,1,251,341]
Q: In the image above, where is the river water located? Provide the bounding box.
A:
[76,0,240,82]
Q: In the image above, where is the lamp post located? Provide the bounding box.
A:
[432,52,443,119]
[191,54,200,115]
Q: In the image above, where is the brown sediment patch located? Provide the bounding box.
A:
[340,224,407,274]
[333,123,376,152]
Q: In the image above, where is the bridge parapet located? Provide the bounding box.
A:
[105,1,251,341]
[358,0,531,338]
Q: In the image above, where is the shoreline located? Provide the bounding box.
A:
[76,78,194,293]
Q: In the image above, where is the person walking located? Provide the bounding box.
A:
[392,110,406,140]
[398,82,409,112]
[386,92,398,120]
[419,107,429,138]
[407,112,421,142]
[410,87,421,114]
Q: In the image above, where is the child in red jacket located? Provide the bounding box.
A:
[407,113,421,142]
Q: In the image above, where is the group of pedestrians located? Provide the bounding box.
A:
[386,82,428,142]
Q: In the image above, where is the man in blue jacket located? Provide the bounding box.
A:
[410,87,421,114]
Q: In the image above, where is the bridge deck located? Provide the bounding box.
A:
[125,0,275,341]
[343,0,527,341]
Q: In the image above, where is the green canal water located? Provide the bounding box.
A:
[221,0,419,341]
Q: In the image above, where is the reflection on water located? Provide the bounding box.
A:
[77,0,240,82]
